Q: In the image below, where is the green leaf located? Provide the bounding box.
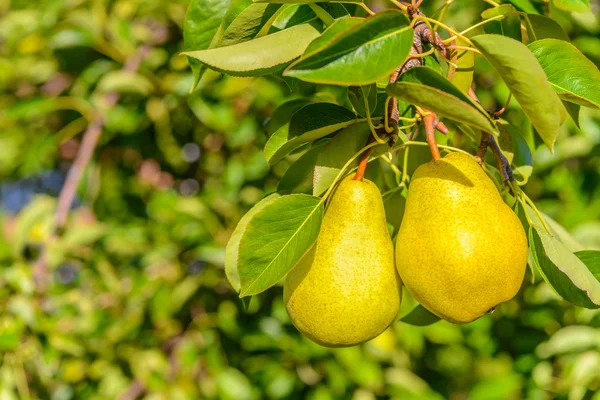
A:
[304,17,364,55]
[265,99,312,136]
[271,4,317,31]
[553,0,590,12]
[225,194,281,292]
[181,23,320,76]
[508,0,539,13]
[277,143,325,193]
[264,103,357,164]
[238,194,324,296]
[312,122,371,196]
[529,39,600,110]
[529,227,600,309]
[285,11,413,85]
[383,188,406,237]
[524,206,584,252]
[348,84,377,118]
[471,34,566,152]
[563,100,581,127]
[219,2,282,46]
[481,4,522,42]
[184,0,231,89]
[525,14,570,42]
[449,37,474,94]
[574,251,600,282]
[400,305,440,326]
[387,66,498,134]
[308,20,364,58]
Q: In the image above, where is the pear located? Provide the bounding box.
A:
[284,176,401,347]
[396,152,527,324]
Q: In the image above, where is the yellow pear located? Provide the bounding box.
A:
[396,152,527,324]
[284,176,401,347]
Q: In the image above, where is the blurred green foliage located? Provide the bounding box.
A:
[0,0,599,399]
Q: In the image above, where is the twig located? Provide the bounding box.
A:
[468,88,514,182]
[33,44,151,291]
[117,381,146,400]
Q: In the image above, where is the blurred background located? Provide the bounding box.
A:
[1,0,599,399]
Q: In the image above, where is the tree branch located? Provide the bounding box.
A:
[33,44,151,291]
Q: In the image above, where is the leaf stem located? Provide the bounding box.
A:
[446,44,481,54]
[413,16,472,45]
[390,0,408,11]
[459,14,506,37]
[363,90,388,144]
[359,3,376,16]
[308,4,335,26]
[381,154,403,185]
[482,0,501,7]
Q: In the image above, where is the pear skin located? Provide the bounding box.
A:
[396,152,527,324]
[284,176,401,347]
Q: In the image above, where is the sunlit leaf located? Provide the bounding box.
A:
[225,194,281,292]
[238,194,323,296]
[471,34,566,152]
[219,2,282,46]
[182,23,320,76]
[387,66,497,134]
[529,227,600,309]
[529,39,600,109]
[184,0,231,89]
[285,11,413,85]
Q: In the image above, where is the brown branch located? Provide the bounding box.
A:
[33,44,151,291]
[117,381,145,400]
[383,4,448,160]
[468,88,514,182]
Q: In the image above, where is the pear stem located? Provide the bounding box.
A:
[423,111,441,161]
[353,147,373,181]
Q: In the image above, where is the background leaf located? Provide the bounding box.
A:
[238,194,323,296]
[285,11,413,85]
[471,34,566,152]
[182,23,320,76]
[552,0,590,12]
[508,0,539,13]
[529,39,600,109]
